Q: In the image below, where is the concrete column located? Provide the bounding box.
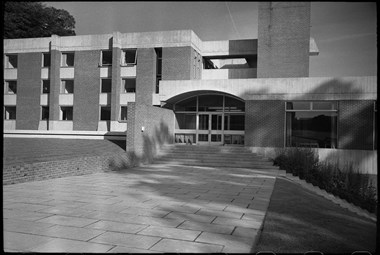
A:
[111,31,122,131]
[48,34,61,130]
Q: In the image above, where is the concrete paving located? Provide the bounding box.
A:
[3,163,279,253]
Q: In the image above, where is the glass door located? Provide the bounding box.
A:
[197,113,223,145]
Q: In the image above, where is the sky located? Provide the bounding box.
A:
[45,1,377,77]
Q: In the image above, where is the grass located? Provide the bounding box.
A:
[254,177,377,254]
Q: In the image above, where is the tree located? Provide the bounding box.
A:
[4,2,76,39]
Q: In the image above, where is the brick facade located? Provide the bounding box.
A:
[73,50,101,130]
[3,152,133,185]
[16,53,42,130]
[126,103,174,163]
[136,48,156,105]
[257,2,310,78]
[245,100,285,147]
[338,100,374,150]
[162,46,192,80]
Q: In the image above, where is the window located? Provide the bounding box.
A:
[61,52,74,67]
[286,101,338,149]
[61,80,74,93]
[175,113,196,129]
[60,107,73,120]
[4,106,16,120]
[5,54,17,68]
[101,50,112,66]
[42,80,50,94]
[120,106,128,121]
[155,48,162,94]
[121,49,137,65]
[374,101,377,150]
[101,79,112,93]
[5,80,17,94]
[122,78,136,93]
[42,53,51,67]
[100,106,111,121]
[41,106,49,120]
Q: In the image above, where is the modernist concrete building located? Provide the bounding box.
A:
[3,3,377,172]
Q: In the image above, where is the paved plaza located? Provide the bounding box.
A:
[3,163,279,253]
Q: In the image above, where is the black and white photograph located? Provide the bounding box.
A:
[3,1,377,253]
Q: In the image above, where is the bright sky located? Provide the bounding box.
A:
[45,1,377,77]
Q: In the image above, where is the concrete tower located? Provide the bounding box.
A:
[257,2,311,78]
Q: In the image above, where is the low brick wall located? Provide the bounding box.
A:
[3,152,133,185]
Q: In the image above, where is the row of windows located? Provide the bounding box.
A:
[4,78,136,95]
[4,49,137,69]
[4,106,128,121]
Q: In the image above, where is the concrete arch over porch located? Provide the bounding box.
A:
[161,90,245,109]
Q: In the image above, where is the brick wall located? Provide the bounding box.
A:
[73,50,100,130]
[338,100,374,150]
[16,53,42,130]
[126,103,174,163]
[257,2,310,78]
[136,48,156,105]
[162,46,192,80]
[3,152,134,185]
[245,100,285,147]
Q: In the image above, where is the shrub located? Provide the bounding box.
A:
[272,148,377,214]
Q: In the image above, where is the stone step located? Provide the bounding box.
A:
[153,159,278,169]
[156,157,273,165]
[158,153,268,161]
[161,145,252,153]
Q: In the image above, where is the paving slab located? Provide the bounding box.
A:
[89,231,161,249]
[3,162,278,252]
[137,225,201,241]
[150,238,223,253]
[30,238,115,253]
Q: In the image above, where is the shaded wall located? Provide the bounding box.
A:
[338,100,374,150]
[162,46,192,80]
[16,53,42,130]
[73,50,100,130]
[126,103,174,163]
[245,100,285,147]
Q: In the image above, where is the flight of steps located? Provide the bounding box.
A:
[153,144,277,169]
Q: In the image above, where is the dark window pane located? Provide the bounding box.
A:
[100,107,111,120]
[198,95,223,112]
[120,106,128,121]
[124,49,137,64]
[313,102,337,110]
[175,113,196,129]
[198,134,208,142]
[225,96,245,112]
[286,111,337,148]
[123,78,136,93]
[41,107,49,120]
[102,51,112,65]
[286,102,310,110]
[175,97,197,112]
[43,53,51,67]
[42,80,50,94]
[101,79,112,93]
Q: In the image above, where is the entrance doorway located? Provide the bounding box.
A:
[198,113,223,145]
[173,94,245,146]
